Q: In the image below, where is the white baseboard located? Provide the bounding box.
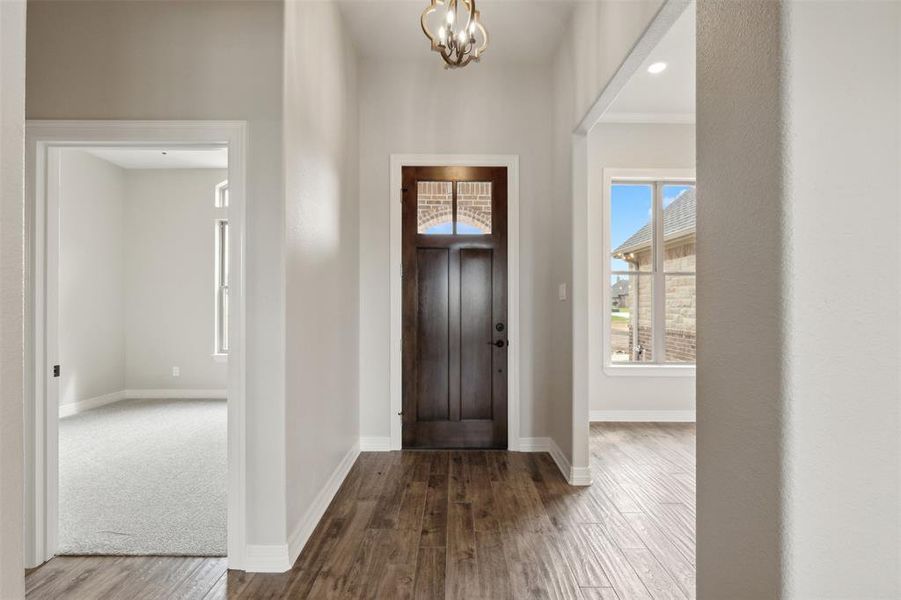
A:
[243,544,291,573]
[59,390,126,418]
[359,436,392,451]
[590,410,695,422]
[519,437,591,486]
[518,437,552,452]
[59,388,228,418]
[286,442,361,569]
[125,388,227,400]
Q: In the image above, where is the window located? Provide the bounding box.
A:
[417,180,492,235]
[609,179,696,365]
[214,181,229,356]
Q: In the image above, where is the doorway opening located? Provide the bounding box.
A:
[574,0,697,595]
[24,121,247,570]
[54,146,228,556]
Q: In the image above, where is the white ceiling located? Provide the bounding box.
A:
[82,147,228,170]
[602,5,695,122]
[337,0,576,65]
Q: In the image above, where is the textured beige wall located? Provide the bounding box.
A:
[697,2,787,595]
[0,0,25,595]
[698,1,901,597]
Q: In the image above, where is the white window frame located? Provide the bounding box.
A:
[214,214,229,359]
[602,168,696,377]
[215,179,229,208]
[213,179,228,359]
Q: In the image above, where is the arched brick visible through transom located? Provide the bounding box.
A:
[456,181,491,233]
[417,181,453,232]
[416,180,492,234]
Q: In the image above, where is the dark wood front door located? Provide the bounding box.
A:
[402,166,507,449]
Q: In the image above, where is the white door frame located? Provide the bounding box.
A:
[24,120,248,570]
[389,154,520,451]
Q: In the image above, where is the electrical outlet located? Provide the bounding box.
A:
[172,366,180,377]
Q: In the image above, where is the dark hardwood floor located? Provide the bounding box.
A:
[25,423,696,599]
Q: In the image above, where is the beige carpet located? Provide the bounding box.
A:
[58,398,226,556]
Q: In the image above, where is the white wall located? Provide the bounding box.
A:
[357,60,556,444]
[125,169,228,391]
[697,1,901,597]
[283,0,360,556]
[26,0,287,545]
[588,122,695,417]
[0,0,26,596]
[58,157,229,403]
[59,150,127,406]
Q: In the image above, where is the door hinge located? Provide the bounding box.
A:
[52,365,60,378]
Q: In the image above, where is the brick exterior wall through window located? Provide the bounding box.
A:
[623,236,696,363]
[417,181,491,234]
[416,181,453,233]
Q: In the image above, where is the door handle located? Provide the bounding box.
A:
[487,340,507,348]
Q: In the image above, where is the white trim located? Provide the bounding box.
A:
[519,437,591,486]
[123,388,227,400]
[286,443,361,570]
[24,120,248,570]
[572,135,592,489]
[591,410,696,422]
[518,437,552,452]
[603,364,695,378]
[388,154,521,452]
[359,436,392,452]
[58,389,228,418]
[58,391,126,418]
[599,111,695,125]
[244,544,291,574]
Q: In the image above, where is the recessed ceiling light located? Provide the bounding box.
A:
[647,62,667,74]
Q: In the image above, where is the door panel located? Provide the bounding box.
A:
[459,248,493,420]
[402,165,507,449]
[415,248,450,421]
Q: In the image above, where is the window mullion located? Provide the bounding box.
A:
[653,181,666,364]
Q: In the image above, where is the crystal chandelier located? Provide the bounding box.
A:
[421,0,488,69]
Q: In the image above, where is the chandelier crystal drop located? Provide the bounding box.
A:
[421,0,488,69]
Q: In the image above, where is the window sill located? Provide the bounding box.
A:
[603,364,695,378]
[212,354,228,364]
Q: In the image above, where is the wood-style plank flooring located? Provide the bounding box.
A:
[25,423,696,599]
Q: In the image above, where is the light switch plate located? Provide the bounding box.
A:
[172,366,180,377]
[558,283,567,301]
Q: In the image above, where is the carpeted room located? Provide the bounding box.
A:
[55,147,229,556]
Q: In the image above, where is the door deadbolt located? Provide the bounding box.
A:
[495,322,505,332]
